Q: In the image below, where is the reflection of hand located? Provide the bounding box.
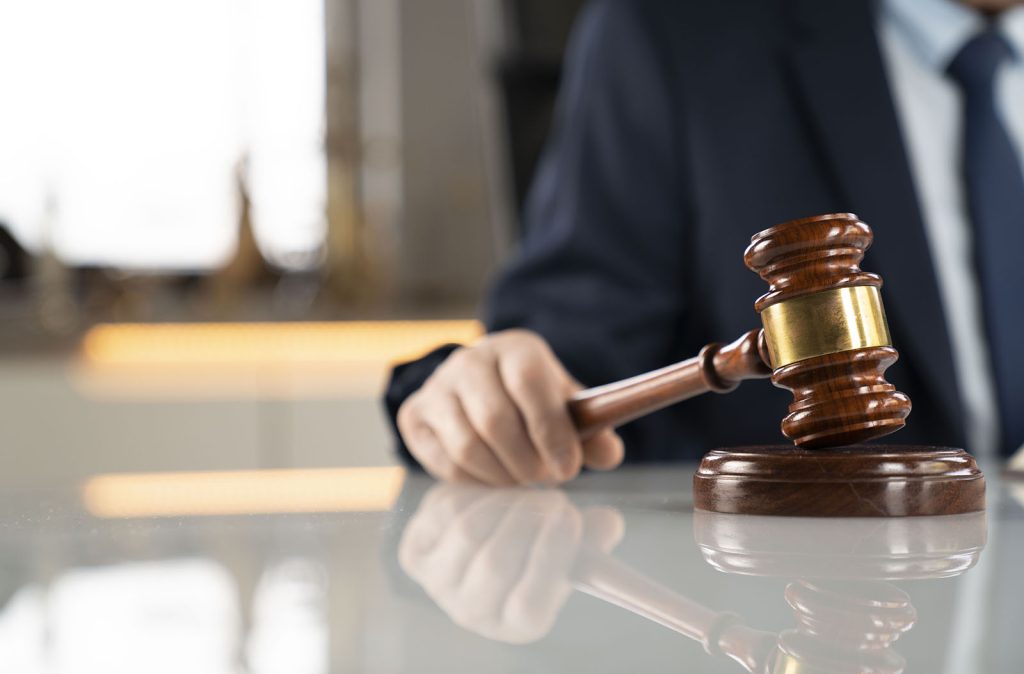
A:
[399,484,623,644]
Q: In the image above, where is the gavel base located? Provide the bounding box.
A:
[694,445,985,517]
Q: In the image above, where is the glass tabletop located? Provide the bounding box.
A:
[0,464,1020,673]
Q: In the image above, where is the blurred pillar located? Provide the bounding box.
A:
[354,0,404,306]
[324,0,375,304]
[324,0,503,312]
[396,0,500,308]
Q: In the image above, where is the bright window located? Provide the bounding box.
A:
[0,0,326,271]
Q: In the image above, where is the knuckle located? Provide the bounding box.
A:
[522,333,556,360]
[465,342,492,362]
[529,416,568,446]
[447,436,478,465]
[495,329,546,357]
[476,407,506,438]
[411,380,442,406]
[439,347,475,374]
[493,327,525,341]
[445,345,470,364]
[400,425,432,457]
[506,328,542,346]
[516,358,547,381]
[397,399,421,430]
[502,360,542,393]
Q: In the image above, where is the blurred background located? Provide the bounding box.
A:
[0,0,587,481]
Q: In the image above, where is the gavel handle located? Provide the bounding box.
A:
[568,329,772,438]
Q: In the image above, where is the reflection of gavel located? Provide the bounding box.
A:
[572,510,985,674]
[568,213,912,448]
[572,549,778,673]
[573,549,918,674]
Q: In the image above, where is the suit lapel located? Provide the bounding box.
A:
[785,0,964,439]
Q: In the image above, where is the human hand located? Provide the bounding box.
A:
[398,484,625,643]
[397,329,624,485]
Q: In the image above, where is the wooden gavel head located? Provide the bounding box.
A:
[744,213,912,447]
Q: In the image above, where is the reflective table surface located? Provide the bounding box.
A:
[1,464,1021,672]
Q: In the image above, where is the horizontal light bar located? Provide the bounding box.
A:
[79,320,483,366]
[71,320,482,399]
[82,466,406,518]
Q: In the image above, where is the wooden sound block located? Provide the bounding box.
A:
[694,445,985,517]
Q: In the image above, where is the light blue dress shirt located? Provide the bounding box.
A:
[878,0,1024,457]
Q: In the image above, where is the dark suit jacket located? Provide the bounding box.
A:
[386,0,973,464]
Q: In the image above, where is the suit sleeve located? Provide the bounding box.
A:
[486,0,688,388]
[384,0,689,464]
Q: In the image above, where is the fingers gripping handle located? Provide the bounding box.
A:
[567,329,772,438]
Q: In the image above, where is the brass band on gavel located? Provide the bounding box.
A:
[758,286,892,368]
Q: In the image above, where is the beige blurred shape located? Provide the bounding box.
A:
[70,319,482,400]
[82,466,406,518]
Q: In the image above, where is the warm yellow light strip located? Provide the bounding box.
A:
[82,466,407,518]
[79,320,483,366]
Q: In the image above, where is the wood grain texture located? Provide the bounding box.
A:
[744,213,912,447]
[772,346,911,447]
[568,329,771,438]
[693,445,985,517]
[744,212,882,310]
[567,213,914,447]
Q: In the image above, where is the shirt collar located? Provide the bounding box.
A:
[1002,6,1024,58]
[882,0,1024,70]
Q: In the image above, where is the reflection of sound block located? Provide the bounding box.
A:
[693,510,986,578]
[694,445,985,517]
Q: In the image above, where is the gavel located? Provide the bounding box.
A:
[567,213,912,448]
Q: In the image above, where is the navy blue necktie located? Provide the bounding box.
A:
[947,30,1024,456]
